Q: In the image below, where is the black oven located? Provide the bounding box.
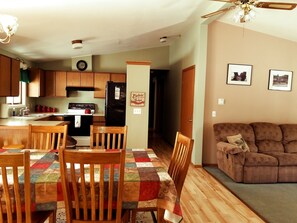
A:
[64,115,93,136]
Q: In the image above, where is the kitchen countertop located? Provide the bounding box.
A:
[0,119,67,126]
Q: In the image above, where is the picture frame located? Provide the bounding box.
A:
[268,69,293,91]
[226,63,253,86]
[130,92,145,107]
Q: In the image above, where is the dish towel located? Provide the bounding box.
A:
[75,115,81,128]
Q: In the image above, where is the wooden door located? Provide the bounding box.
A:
[180,65,195,138]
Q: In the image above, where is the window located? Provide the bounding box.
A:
[6,82,26,105]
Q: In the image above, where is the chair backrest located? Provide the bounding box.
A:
[0,150,31,223]
[90,125,127,150]
[168,131,193,197]
[59,149,126,223]
[27,124,68,150]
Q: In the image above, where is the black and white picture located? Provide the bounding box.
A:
[226,63,253,86]
[268,69,293,91]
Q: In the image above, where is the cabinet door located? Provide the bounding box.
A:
[55,71,67,97]
[111,73,126,83]
[45,71,55,97]
[81,72,94,87]
[28,68,44,97]
[94,72,110,98]
[10,58,20,96]
[0,55,11,96]
[67,72,80,86]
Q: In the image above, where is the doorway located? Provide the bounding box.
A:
[149,69,168,134]
[180,65,195,138]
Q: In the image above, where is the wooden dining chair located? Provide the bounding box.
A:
[59,148,129,223]
[27,124,68,150]
[131,131,194,223]
[0,150,55,223]
[90,125,127,150]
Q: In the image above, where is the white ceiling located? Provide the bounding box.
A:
[0,0,297,63]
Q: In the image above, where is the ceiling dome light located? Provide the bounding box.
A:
[0,14,18,44]
[72,40,83,49]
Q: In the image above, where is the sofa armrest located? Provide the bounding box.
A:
[217,142,244,154]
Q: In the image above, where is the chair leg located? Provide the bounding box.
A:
[131,210,137,223]
[157,208,165,223]
[48,209,56,223]
[150,211,157,223]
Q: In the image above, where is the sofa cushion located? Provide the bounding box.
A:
[227,134,250,152]
[250,122,284,153]
[265,152,297,166]
[244,152,278,166]
[280,124,297,153]
[213,123,258,152]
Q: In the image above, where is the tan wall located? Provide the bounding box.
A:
[203,21,297,164]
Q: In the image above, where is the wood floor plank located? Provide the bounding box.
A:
[149,133,265,223]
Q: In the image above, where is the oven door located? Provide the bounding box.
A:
[64,115,93,136]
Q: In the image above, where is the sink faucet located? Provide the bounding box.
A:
[19,108,25,116]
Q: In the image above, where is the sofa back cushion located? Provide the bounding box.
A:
[213,123,258,152]
[250,122,284,153]
[280,124,297,153]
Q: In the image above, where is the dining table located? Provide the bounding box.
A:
[0,148,183,223]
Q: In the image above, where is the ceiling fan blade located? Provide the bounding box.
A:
[255,2,297,10]
[201,6,236,18]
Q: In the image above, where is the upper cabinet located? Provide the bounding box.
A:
[28,68,45,97]
[94,72,126,98]
[45,70,66,97]
[110,73,126,83]
[94,72,110,98]
[0,55,20,97]
[67,71,94,87]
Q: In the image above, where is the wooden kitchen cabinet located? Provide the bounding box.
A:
[45,70,66,97]
[67,72,80,86]
[55,71,67,97]
[93,116,105,126]
[67,71,94,87]
[94,72,110,98]
[0,55,20,96]
[28,68,45,97]
[111,73,126,83]
[81,72,94,87]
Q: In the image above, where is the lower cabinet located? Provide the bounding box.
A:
[93,116,105,126]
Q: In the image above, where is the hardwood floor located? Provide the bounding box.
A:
[148,133,265,223]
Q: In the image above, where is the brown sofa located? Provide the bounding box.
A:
[213,122,297,183]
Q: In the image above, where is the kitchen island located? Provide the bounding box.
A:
[0,116,69,148]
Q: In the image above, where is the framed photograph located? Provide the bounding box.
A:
[268,69,293,91]
[130,92,145,107]
[226,63,253,86]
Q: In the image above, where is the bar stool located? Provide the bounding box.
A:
[2,144,25,149]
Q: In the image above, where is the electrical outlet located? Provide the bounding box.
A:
[212,111,216,117]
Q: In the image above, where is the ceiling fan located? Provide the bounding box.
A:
[201,0,297,23]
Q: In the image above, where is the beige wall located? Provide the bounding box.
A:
[126,62,150,148]
[34,46,169,113]
[37,46,169,72]
[203,21,297,164]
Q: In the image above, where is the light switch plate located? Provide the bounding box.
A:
[133,108,142,115]
[218,98,225,105]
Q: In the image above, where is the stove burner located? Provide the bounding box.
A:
[67,103,95,115]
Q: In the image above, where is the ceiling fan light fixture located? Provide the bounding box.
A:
[233,4,255,23]
[0,14,18,44]
[72,39,83,49]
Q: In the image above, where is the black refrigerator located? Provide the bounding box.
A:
[105,81,126,126]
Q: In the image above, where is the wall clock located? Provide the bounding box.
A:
[76,60,88,71]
